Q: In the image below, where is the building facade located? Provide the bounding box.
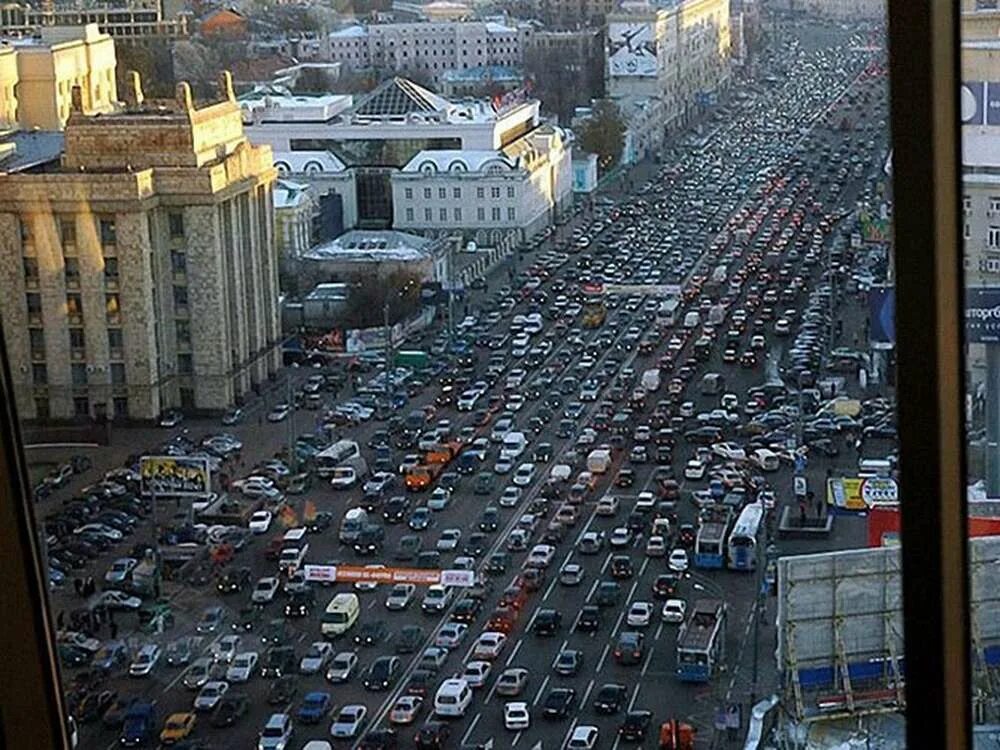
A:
[0,0,188,40]
[0,73,281,421]
[606,0,732,160]
[1,24,118,131]
[274,179,319,260]
[792,0,885,20]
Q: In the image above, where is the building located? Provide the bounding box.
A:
[0,24,118,131]
[606,0,732,161]
[322,19,529,87]
[0,72,280,421]
[546,0,618,27]
[791,0,885,20]
[298,229,451,289]
[439,65,523,98]
[199,7,247,38]
[243,76,574,247]
[423,1,474,21]
[274,179,319,260]
[524,28,605,121]
[0,0,188,41]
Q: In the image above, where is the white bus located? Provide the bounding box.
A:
[727,503,765,571]
[657,298,682,326]
[315,440,366,478]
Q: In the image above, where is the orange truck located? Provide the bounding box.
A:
[658,720,695,750]
[405,441,463,491]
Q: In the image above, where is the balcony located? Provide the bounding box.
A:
[68,314,82,325]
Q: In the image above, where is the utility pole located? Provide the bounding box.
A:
[287,366,297,472]
[384,297,393,409]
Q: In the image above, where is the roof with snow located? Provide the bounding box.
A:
[272,150,348,174]
[351,77,452,118]
[274,179,313,209]
[401,149,515,173]
[304,230,434,263]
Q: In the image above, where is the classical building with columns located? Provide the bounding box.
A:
[0,73,281,422]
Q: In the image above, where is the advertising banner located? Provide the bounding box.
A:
[966,287,1000,343]
[868,285,895,347]
[140,455,211,497]
[827,476,899,512]
[962,81,986,125]
[608,22,658,77]
[302,565,475,586]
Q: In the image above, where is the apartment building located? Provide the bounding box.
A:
[0,73,280,421]
[0,0,188,40]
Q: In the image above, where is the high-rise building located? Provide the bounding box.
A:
[0,73,281,421]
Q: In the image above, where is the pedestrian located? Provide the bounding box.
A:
[73,577,82,597]
[85,576,95,597]
[109,620,119,640]
[56,610,65,630]
[93,607,102,629]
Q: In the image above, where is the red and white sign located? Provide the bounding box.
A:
[302,565,474,587]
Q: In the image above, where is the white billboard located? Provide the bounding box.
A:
[608,22,658,77]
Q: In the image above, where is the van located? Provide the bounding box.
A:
[339,508,369,544]
[858,458,893,478]
[320,593,360,637]
[683,311,701,329]
[278,543,308,575]
[586,449,612,474]
[501,432,527,460]
[434,678,473,717]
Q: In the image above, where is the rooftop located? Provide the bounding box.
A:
[304,230,433,263]
[440,65,522,83]
[352,77,452,118]
[0,130,64,172]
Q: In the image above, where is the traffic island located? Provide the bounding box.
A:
[778,507,834,539]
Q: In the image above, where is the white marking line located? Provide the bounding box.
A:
[596,643,610,673]
[637,558,649,578]
[641,645,656,677]
[505,638,523,666]
[581,678,596,707]
[600,552,613,575]
[584,578,600,602]
[461,713,482,744]
[512,732,522,746]
[654,622,664,642]
[628,683,642,711]
[367,598,378,609]
[532,674,551,706]
[542,575,559,601]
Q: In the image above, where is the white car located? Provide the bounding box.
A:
[661,599,688,624]
[499,486,522,507]
[248,510,273,534]
[330,704,367,738]
[325,651,358,683]
[96,590,142,610]
[508,394,526,412]
[472,631,507,660]
[74,523,123,541]
[494,457,515,475]
[609,527,633,548]
[389,695,423,725]
[329,467,357,489]
[750,448,780,472]
[212,634,241,664]
[194,680,228,712]
[679,401,696,418]
[428,487,452,511]
[462,660,492,688]
[526,544,556,568]
[645,535,667,557]
[435,622,469,650]
[504,701,531,731]
[104,557,138,585]
[566,725,599,750]
[267,403,292,422]
[128,644,162,677]
[712,442,746,461]
[386,583,416,611]
[668,548,690,572]
[512,462,537,486]
[226,651,259,682]
[626,601,654,628]
[684,459,707,480]
[252,576,280,604]
[436,528,462,551]
[298,642,333,675]
[595,496,619,516]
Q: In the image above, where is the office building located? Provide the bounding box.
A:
[0,72,280,421]
[0,0,188,40]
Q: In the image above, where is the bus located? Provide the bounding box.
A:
[581,283,606,329]
[676,599,727,682]
[315,440,366,478]
[727,503,765,571]
[694,520,728,569]
[657,298,681,327]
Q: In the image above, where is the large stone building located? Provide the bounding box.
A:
[0,24,118,131]
[605,0,732,161]
[0,0,188,40]
[243,76,574,249]
[0,73,281,421]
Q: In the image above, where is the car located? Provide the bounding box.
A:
[499,485,522,507]
[194,681,229,712]
[183,657,213,690]
[434,622,469,650]
[566,725,599,750]
[435,528,462,551]
[609,527,633,548]
[354,620,388,646]
[248,510,273,534]
[504,701,531,731]
[661,598,688,623]
[421,585,453,613]
[267,675,297,706]
[319,650,357,684]
[684,459,707,480]
[626,601,654,627]
[526,543,556,568]
[668,548,690,572]
[227,651,259,683]
[196,606,226,634]
[578,531,604,554]
[251,576,280,605]
[532,608,562,635]
[418,646,449,672]
[466,631,504,661]
[96,590,142,610]
[104,556,138,585]
[554,648,583,676]
[409,507,433,530]
[159,712,196,745]
[386,583,417,611]
[258,712,293,750]
[645,535,667,557]
[211,693,249,728]
[543,687,577,719]
[594,682,629,713]
[462,659,492,688]
[260,646,295,678]
[415,720,451,750]
[298,642,333,675]
[575,605,601,632]
[610,555,634,578]
[595,580,621,607]
[559,563,585,585]
[364,656,402,691]
[614,631,645,666]
[652,574,681,600]
[619,710,653,742]
[267,404,292,422]
[396,625,425,655]
[596,496,620,516]
[389,695,423,725]
[212,634,242,664]
[297,692,332,725]
[129,644,162,677]
[330,704,367,738]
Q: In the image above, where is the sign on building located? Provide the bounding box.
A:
[966,287,1000,343]
[140,456,211,497]
[826,476,899,512]
[868,285,895,348]
[608,22,658,77]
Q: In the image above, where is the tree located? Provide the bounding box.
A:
[342,270,423,329]
[292,67,337,94]
[115,41,175,99]
[578,99,626,172]
[171,40,221,99]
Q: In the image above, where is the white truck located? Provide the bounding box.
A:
[339,508,369,544]
[641,369,661,393]
[500,432,527,460]
[586,449,612,474]
[707,304,726,326]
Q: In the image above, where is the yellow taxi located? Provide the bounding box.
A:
[159,712,196,744]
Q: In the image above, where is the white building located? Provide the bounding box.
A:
[322,20,529,86]
[274,179,318,260]
[242,76,574,247]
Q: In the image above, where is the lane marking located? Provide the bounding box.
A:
[596,644,610,673]
[532,674,551,706]
[461,712,482,744]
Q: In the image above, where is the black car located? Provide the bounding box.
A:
[362,729,399,750]
[485,552,509,574]
[542,687,577,719]
[532,608,562,635]
[266,674,297,705]
[363,656,401,691]
[575,605,601,632]
[593,683,628,713]
[685,426,724,444]
[415,721,451,750]
[452,597,482,624]
[260,618,286,646]
[355,620,388,646]
[233,604,263,631]
[396,625,425,655]
[610,555,634,579]
[284,589,315,618]
[307,512,334,533]
[614,632,645,666]
[261,646,296,678]
[533,443,554,463]
[210,693,249,727]
[615,469,636,487]
[463,532,489,557]
[383,497,411,523]
[595,581,621,606]
[620,710,653,741]
[478,508,500,533]
[216,567,252,594]
[652,574,681,600]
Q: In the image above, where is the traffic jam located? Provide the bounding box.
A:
[48,22,893,750]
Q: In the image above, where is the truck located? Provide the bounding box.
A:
[707,304,726,326]
[657,298,681,326]
[641,369,661,393]
[395,350,429,370]
[586,449,612,474]
[339,508,369,544]
[120,702,155,746]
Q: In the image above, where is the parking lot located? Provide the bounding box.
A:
[42,19,895,750]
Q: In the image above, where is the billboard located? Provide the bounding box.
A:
[140,455,211,497]
[302,565,475,587]
[608,22,658,77]
[966,287,1000,343]
[826,476,898,512]
[868,285,895,347]
[961,81,1000,126]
